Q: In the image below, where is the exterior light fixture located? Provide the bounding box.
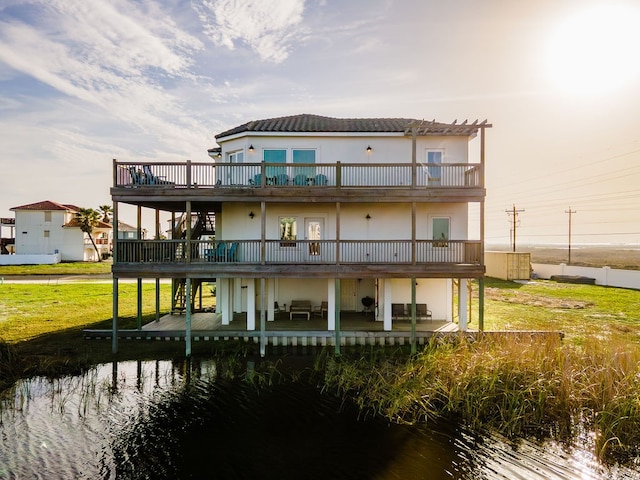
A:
[366,145,372,153]
[249,144,254,153]
[249,211,255,219]
[365,213,371,220]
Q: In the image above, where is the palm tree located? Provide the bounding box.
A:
[76,208,102,262]
[98,204,113,223]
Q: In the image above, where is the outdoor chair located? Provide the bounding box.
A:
[128,166,145,185]
[314,173,328,186]
[215,242,227,261]
[251,173,262,186]
[406,303,432,320]
[275,173,289,185]
[293,174,307,186]
[313,301,328,317]
[227,242,238,262]
[392,303,406,320]
[143,165,168,185]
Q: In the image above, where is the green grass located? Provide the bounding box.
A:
[481,277,640,345]
[0,261,112,275]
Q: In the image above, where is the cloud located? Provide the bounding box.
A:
[193,0,306,63]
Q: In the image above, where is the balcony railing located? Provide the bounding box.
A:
[115,239,482,265]
[114,161,482,189]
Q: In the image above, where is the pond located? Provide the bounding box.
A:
[1,356,639,480]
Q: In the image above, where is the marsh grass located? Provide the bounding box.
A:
[319,334,640,462]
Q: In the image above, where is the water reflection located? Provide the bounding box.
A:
[0,357,638,480]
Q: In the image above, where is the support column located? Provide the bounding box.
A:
[185,278,192,357]
[411,278,417,355]
[137,278,143,330]
[247,278,256,330]
[383,279,392,331]
[260,278,266,357]
[334,278,341,355]
[479,277,485,331]
[112,277,118,354]
[155,209,160,322]
[219,278,231,325]
[459,278,469,331]
[327,278,336,330]
[267,278,276,321]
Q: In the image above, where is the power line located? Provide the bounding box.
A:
[505,204,524,252]
[565,207,576,264]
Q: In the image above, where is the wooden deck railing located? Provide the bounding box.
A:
[115,239,482,265]
[114,160,482,189]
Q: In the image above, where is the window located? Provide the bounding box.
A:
[432,217,449,247]
[44,211,52,222]
[44,230,50,238]
[426,150,443,185]
[292,149,316,180]
[228,151,244,163]
[279,216,297,247]
[264,149,286,178]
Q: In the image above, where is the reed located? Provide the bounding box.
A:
[319,334,640,463]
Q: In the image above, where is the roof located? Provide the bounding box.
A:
[215,113,490,140]
[63,217,112,229]
[10,200,79,212]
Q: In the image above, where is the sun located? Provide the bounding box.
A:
[546,4,640,95]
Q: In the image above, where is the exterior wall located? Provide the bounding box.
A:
[0,253,62,265]
[15,210,69,256]
[387,278,451,321]
[220,202,469,241]
[219,134,470,166]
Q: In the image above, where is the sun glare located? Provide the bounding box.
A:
[546,4,640,95]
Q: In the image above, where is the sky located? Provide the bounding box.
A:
[1,0,639,247]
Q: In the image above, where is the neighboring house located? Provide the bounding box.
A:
[10,201,112,262]
[118,220,144,240]
[110,114,491,355]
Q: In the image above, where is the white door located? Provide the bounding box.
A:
[305,217,323,257]
[340,278,357,311]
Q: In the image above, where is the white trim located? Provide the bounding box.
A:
[218,131,404,142]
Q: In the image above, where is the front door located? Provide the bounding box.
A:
[340,278,357,311]
[305,217,323,257]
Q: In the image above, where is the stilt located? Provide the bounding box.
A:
[185,278,192,357]
[334,278,341,355]
[411,277,417,355]
[112,277,119,354]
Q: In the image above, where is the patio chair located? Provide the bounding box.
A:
[143,165,167,185]
[293,174,307,186]
[128,166,144,185]
[275,173,289,185]
[215,242,227,261]
[406,303,432,320]
[251,173,262,186]
[392,303,406,320]
[313,301,328,317]
[315,173,328,186]
[227,242,238,262]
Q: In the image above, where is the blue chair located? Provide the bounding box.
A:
[293,174,307,186]
[275,173,289,185]
[129,166,144,185]
[216,242,227,261]
[315,174,328,186]
[227,242,238,262]
[252,174,262,186]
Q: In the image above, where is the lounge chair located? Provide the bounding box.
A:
[143,165,168,185]
[251,173,262,186]
[275,173,289,185]
[129,166,145,185]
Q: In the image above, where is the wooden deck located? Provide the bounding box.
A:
[86,311,459,347]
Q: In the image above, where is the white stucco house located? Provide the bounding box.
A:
[109,114,491,355]
[10,200,112,262]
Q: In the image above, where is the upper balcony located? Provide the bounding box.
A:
[111,160,485,208]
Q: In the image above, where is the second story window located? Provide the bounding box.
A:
[432,217,450,247]
[292,149,316,183]
[426,150,443,185]
[228,151,244,163]
[44,211,52,222]
[279,216,297,247]
[264,149,286,179]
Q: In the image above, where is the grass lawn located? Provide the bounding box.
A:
[0,261,112,275]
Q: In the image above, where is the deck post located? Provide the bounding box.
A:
[260,278,266,357]
[185,278,192,357]
[478,277,485,331]
[459,279,468,330]
[155,279,160,322]
[411,277,416,355]
[112,277,118,354]
[137,278,142,330]
[334,278,341,355]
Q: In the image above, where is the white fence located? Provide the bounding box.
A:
[532,263,640,290]
[0,253,62,265]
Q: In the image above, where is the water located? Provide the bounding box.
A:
[1,358,639,480]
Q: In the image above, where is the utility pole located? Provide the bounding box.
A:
[505,205,524,252]
[565,207,576,264]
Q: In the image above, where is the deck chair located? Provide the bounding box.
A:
[215,242,227,261]
[129,166,144,185]
[227,242,238,262]
[392,303,406,320]
[293,174,307,186]
[251,173,262,186]
[143,165,167,185]
[314,173,328,186]
[313,301,328,317]
[275,173,289,185]
[407,303,432,320]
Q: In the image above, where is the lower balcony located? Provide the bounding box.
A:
[113,239,484,278]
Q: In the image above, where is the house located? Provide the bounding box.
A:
[109,114,491,355]
[9,201,112,262]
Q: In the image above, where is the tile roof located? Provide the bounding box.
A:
[63,217,112,229]
[215,113,489,140]
[10,200,78,211]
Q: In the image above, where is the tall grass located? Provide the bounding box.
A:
[319,334,640,462]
